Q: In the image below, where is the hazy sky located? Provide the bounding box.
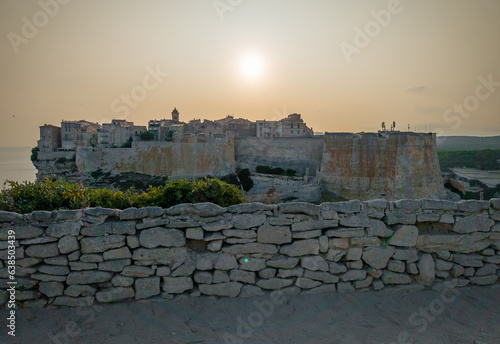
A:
[1,0,500,147]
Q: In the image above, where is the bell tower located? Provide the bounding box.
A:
[172,108,179,122]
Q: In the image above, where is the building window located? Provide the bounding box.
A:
[291,130,294,134]
[297,130,300,135]
[291,123,294,128]
[297,123,300,128]
[231,125,236,129]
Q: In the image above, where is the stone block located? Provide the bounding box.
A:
[198,282,242,297]
[278,202,320,216]
[382,271,411,285]
[415,253,435,286]
[135,277,160,300]
[232,214,266,229]
[46,221,81,238]
[81,235,125,254]
[58,235,80,254]
[257,224,292,244]
[280,239,319,257]
[362,246,395,269]
[162,277,193,294]
[66,271,113,285]
[256,278,293,290]
[96,287,134,303]
[453,216,494,234]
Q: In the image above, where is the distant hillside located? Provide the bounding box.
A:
[437,136,500,151]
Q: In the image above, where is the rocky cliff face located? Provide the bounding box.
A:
[317,133,446,201]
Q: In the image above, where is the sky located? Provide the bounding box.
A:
[1,0,500,147]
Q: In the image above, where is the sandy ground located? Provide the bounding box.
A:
[451,168,500,188]
[1,284,500,344]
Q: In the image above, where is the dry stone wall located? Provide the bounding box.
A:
[1,199,500,308]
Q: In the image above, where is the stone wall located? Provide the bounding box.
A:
[318,132,446,200]
[78,134,235,179]
[1,198,499,308]
[234,136,325,176]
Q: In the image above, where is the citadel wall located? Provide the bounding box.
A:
[234,136,325,176]
[33,132,446,201]
[1,199,499,307]
[318,132,446,201]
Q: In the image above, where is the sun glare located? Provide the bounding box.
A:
[239,53,264,80]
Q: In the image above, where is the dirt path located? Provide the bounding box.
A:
[2,285,500,344]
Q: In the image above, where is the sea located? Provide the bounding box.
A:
[0,147,37,187]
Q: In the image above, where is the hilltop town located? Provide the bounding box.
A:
[37,109,313,152]
[33,110,447,203]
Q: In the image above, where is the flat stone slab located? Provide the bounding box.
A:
[198,282,242,297]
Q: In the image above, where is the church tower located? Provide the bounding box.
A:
[171,108,179,122]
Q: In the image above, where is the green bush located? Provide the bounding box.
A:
[139,131,155,141]
[256,165,272,174]
[0,177,245,214]
[30,147,39,162]
[121,137,133,148]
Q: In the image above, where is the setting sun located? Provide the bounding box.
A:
[239,52,264,80]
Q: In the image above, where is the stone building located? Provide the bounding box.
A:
[61,120,101,150]
[97,120,146,147]
[148,108,185,141]
[256,120,278,138]
[276,113,313,137]
[37,124,61,152]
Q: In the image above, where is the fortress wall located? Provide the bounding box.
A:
[1,199,499,307]
[318,133,446,201]
[77,134,235,179]
[234,137,325,176]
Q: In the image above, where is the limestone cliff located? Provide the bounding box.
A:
[317,132,446,201]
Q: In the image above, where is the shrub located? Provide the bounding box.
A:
[237,168,254,191]
[256,165,272,174]
[121,137,133,148]
[139,131,155,141]
[0,177,245,214]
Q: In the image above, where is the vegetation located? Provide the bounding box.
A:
[139,131,155,141]
[166,130,175,142]
[256,165,297,177]
[121,137,133,148]
[237,168,254,191]
[438,149,500,171]
[30,147,39,162]
[0,177,245,214]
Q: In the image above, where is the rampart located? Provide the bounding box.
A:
[318,132,446,200]
[234,136,325,176]
[1,198,499,308]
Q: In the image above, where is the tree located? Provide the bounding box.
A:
[30,146,39,162]
[139,131,155,141]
